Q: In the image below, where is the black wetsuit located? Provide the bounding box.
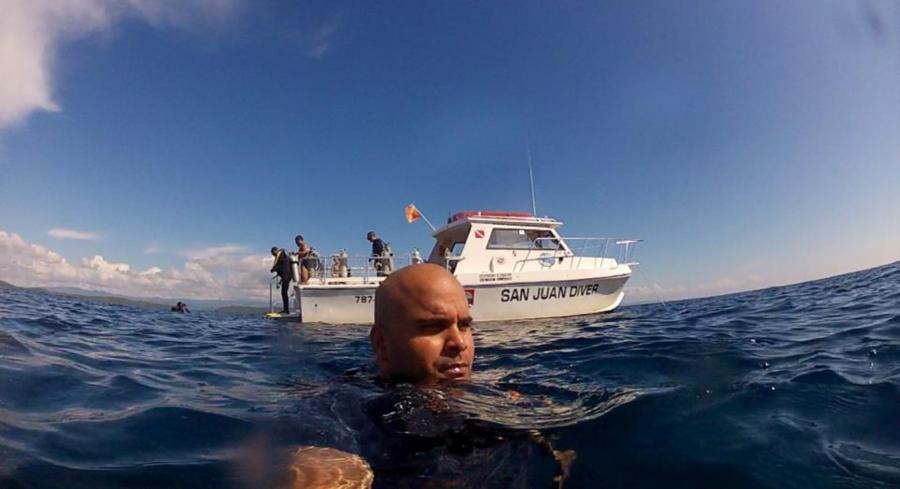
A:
[356,383,555,488]
[271,249,293,313]
[371,238,386,256]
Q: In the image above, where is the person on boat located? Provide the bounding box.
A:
[294,235,311,284]
[270,246,293,314]
[367,231,391,277]
[170,301,189,313]
[370,263,474,384]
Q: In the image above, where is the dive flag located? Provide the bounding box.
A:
[405,204,422,223]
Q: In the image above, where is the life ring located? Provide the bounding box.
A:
[538,252,555,268]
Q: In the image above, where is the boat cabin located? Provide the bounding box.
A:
[428,211,575,275]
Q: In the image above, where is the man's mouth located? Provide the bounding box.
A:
[439,362,469,379]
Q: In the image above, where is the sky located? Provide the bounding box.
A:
[1,0,898,304]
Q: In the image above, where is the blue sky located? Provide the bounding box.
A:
[1,0,898,302]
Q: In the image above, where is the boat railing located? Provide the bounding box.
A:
[303,251,424,284]
[442,253,466,274]
[517,237,642,271]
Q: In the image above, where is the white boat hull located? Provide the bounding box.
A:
[296,283,379,324]
[296,274,629,324]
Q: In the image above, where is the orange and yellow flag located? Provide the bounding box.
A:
[405,204,422,223]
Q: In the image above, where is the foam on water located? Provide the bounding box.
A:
[1,262,898,488]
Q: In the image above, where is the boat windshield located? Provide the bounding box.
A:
[448,241,466,255]
[487,228,561,250]
[428,221,471,268]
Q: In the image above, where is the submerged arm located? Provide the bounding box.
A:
[527,429,577,489]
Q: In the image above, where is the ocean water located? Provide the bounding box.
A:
[1,262,899,488]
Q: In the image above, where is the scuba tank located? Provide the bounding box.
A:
[307,248,323,277]
[332,249,349,278]
[382,242,394,274]
[290,253,301,283]
[411,247,423,265]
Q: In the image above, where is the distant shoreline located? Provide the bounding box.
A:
[0,280,268,314]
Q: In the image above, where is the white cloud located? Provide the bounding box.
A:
[82,254,130,274]
[0,229,269,301]
[48,227,99,240]
[0,0,242,132]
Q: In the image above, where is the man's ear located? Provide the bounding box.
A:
[370,325,389,370]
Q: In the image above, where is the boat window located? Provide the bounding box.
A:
[429,240,466,272]
[487,229,559,250]
[533,231,561,250]
[449,241,465,255]
[436,240,465,256]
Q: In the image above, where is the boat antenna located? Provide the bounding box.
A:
[527,145,537,215]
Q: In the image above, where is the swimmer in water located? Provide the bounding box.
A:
[365,264,574,488]
[370,263,474,385]
[280,264,573,488]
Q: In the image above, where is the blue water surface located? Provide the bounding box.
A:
[1,262,899,488]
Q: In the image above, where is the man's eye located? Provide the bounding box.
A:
[419,322,444,332]
[459,321,474,330]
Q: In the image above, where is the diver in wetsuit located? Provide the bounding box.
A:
[362,264,574,488]
[279,265,573,488]
[369,263,473,384]
[270,246,293,314]
[367,231,390,277]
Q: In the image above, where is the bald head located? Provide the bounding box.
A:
[374,264,462,326]
[371,264,474,384]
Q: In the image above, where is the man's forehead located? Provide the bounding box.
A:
[384,285,468,328]
[403,291,466,318]
[374,263,468,321]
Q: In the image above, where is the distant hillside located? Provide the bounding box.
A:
[0,279,266,312]
[134,296,268,311]
[37,289,170,310]
[1,280,162,309]
[45,286,117,297]
[42,287,265,311]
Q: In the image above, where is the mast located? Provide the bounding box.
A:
[527,146,537,216]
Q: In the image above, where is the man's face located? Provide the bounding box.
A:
[373,272,474,384]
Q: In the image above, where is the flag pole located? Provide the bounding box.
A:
[418,211,437,233]
[407,204,437,232]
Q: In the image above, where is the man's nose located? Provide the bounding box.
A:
[443,324,468,354]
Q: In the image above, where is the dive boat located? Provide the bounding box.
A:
[292,210,639,323]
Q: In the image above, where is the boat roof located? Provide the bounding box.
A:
[434,210,562,236]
